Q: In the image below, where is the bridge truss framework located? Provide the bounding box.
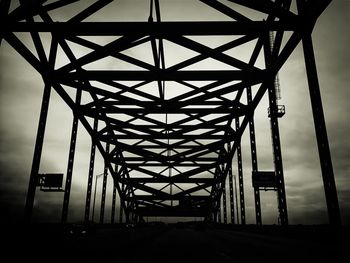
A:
[0,0,341,225]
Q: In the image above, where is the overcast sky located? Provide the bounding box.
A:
[0,0,349,225]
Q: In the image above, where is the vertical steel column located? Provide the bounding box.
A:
[92,174,97,222]
[100,142,110,223]
[125,208,130,223]
[111,162,118,223]
[235,118,246,225]
[234,174,240,224]
[61,89,81,223]
[24,33,58,223]
[124,189,129,223]
[131,211,136,223]
[119,205,123,223]
[222,178,227,224]
[84,118,98,222]
[111,183,117,224]
[264,33,288,225]
[134,214,138,224]
[228,166,235,224]
[218,198,221,223]
[24,83,51,222]
[296,0,341,225]
[246,87,261,225]
[302,36,341,225]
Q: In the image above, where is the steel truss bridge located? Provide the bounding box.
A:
[0,0,341,225]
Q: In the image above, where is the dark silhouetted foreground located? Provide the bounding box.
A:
[2,223,349,262]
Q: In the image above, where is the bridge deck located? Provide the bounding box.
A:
[3,224,348,262]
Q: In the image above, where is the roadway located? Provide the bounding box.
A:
[2,223,348,262]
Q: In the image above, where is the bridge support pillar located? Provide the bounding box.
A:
[297,0,341,225]
[62,89,81,223]
[24,83,51,223]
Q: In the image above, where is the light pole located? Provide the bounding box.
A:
[92,172,104,222]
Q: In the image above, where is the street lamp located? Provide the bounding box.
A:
[92,172,104,222]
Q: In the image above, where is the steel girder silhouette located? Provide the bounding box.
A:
[0,0,341,225]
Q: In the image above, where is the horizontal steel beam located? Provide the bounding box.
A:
[101,134,227,140]
[124,163,216,168]
[107,124,228,129]
[54,70,265,81]
[121,178,217,183]
[122,157,219,162]
[116,145,214,149]
[98,101,243,106]
[136,207,208,217]
[102,107,243,114]
[4,21,301,35]
[128,195,211,201]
